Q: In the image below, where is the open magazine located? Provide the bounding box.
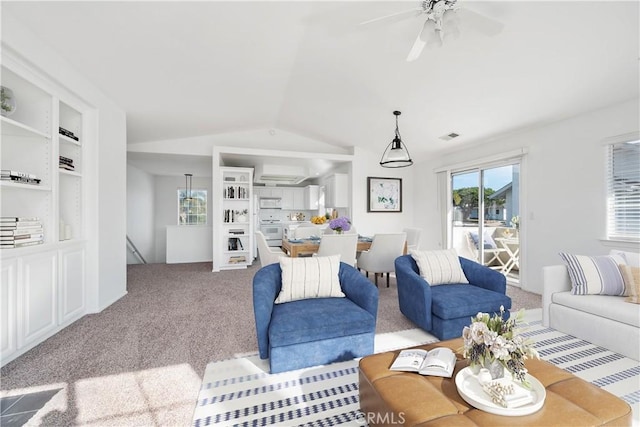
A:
[389,347,456,378]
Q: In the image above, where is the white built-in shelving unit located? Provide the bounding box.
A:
[1,52,89,366]
[213,167,253,271]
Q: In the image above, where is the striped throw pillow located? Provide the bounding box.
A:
[275,255,344,303]
[559,253,627,296]
[410,249,468,286]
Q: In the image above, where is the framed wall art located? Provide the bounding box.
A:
[367,177,402,212]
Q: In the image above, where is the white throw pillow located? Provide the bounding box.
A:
[410,249,468,286]
[559,252,627,296]
[275,255,345,303]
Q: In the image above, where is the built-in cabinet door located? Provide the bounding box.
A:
[325,174,348,208]
[291,188,305,210]
[58,246,85,325]
[1,259,17,361]
[304,185,319,210]
[19,251,57,348]
[281,188,295,210]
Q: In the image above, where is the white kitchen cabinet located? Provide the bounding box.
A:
[58,244,85,325]
[257,187,283,198]
[1,259,17,361]
[19,251,58,349]
[304,185,319,210]
[282,187,305,210]
[325,173,349,208]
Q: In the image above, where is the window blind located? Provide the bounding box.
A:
[607,140,640,240]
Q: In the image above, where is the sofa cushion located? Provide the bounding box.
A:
[430,284,512,320]
[269,297,375,347]
[609,250,640,268]
[410,249,468,286]
[619,265,640,304]
[276,255,344,303]
[559,253,627,296]
[551,291,640,328]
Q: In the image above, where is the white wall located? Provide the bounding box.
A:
[154,175,213,263]
[350,147,415,237]
[414,99,640,294]
[127,164,156,264]
[4,10,128,311]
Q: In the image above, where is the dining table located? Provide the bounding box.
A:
[281,237,373,258]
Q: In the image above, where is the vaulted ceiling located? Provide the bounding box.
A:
[4,1,639,162]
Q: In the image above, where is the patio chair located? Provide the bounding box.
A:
[466,231,507,271]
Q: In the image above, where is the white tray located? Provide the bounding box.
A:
[455,367,546,416]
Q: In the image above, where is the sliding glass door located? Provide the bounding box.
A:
[451,163,521,284]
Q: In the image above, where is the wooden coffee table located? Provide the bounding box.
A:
[359,338,632,426]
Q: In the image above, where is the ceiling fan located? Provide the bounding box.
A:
[360,0,504,62]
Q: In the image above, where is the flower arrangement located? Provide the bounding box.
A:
[462,307,538,385]
[510,215,520,230]
[311,215,326,224]
[329,216,351,233]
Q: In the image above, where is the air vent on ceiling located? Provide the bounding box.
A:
[254,163,309,185]
[440,132,460,141]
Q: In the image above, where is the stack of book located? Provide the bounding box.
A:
[1,170,41,185]
[59,156,75,171]
[59,126,79,141]
[1,217,44,248]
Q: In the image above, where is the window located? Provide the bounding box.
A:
[606,140,640,241]
[178,189,207,225]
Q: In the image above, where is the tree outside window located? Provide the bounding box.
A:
[178,189,207,225]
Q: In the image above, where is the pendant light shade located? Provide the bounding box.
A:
[380,111,413,168]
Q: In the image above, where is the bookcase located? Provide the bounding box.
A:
[214,167,253,271]
[1,54,88,366]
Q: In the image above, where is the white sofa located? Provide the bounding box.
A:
[542,250,640,361]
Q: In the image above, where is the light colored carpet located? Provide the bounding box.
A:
[193,309,640,427]
[0,262,541,426]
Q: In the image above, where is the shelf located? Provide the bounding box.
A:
[0,116,50,139]
[59,169,82,178]
[59,134,81,146]
[0,181,51,191]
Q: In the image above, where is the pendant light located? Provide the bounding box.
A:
[380,111,413,168]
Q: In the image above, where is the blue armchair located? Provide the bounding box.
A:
[395,254,512,340]
[253,262,379,373]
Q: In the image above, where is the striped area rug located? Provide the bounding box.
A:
[192,311,640,426]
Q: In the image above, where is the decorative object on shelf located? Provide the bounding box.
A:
[380,111,412,168]
[461,307,539,385]
[329,216,351,234]
[1,86,16,117]
[367,177,402,212]
[502,229,513,238]
[235,209,248,223]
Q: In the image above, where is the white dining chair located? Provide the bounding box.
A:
[403,227,422,251]
[256,230,287,267]
[357,232,407,287]
[314,233,358,267]
[294,225,319,239]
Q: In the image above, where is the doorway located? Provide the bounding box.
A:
[450,163,521,285]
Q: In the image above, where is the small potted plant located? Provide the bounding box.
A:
[1,86,16,117]
[235,209,248,223]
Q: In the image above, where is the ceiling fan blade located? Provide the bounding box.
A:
[359,7,422,26]
[407,19,437,62]
[453,7,504,36]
